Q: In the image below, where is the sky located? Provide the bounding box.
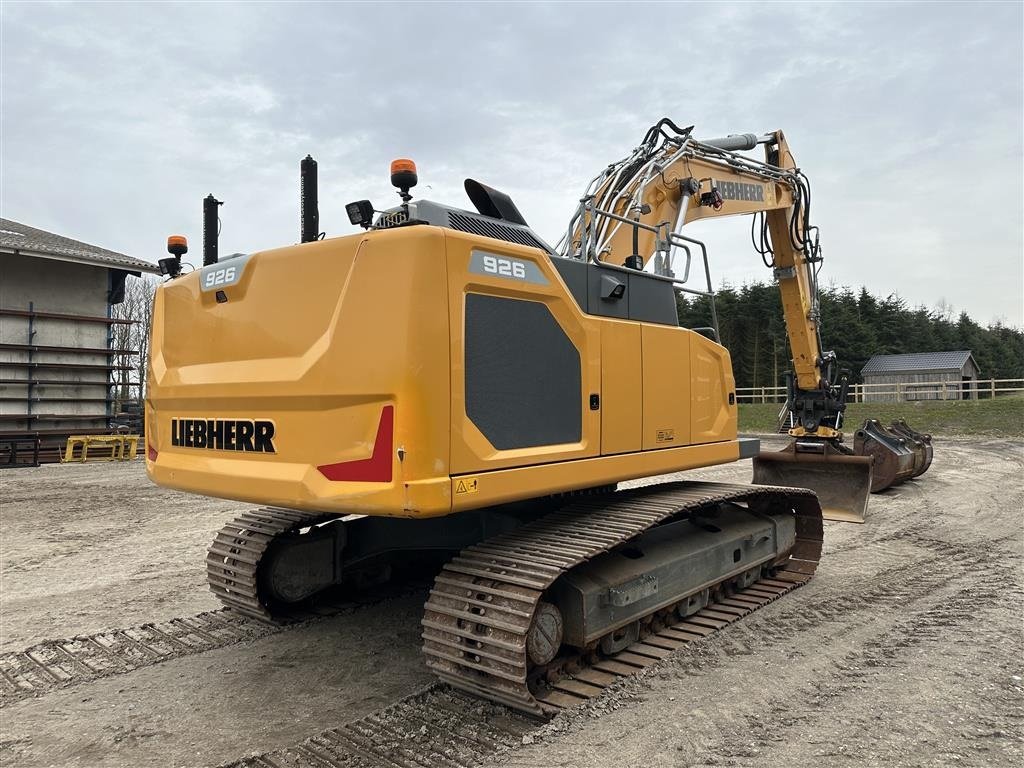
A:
[2,1,1022,327]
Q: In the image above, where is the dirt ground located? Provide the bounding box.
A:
[1,438,1021,768]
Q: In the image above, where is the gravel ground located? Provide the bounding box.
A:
[0,438,1021,768]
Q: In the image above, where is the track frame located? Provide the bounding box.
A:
[422,481,823,716]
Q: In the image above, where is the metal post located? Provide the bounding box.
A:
[26,301,34,421]
[300,155,319,243]
[664,192,692,276]
[203,194,222,266]
[106,279,114,427]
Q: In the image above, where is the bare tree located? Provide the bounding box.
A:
[933,298,956,323]
[132,275,158,401]
[110,275,159,407]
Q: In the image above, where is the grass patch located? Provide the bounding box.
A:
[739,395,1024,438]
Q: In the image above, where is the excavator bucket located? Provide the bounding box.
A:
[753,441,873,524]
[852,419,933,491]
[886,419,934,478]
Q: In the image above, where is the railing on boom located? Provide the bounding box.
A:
[562,197,721,343]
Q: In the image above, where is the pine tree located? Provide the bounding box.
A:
[676,282,1022,388]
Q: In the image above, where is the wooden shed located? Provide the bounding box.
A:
[860,351,980,402]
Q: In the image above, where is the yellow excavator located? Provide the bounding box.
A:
[146,120,906,715]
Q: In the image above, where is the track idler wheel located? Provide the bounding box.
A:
[527,602,564,666]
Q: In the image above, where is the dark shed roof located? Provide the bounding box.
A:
[0,218,159,274]
[861,351,977,375]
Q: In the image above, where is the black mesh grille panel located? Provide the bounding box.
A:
[465,294,581,450]
[448,211,547,251]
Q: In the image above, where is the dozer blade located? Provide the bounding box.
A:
[753,440,872,524]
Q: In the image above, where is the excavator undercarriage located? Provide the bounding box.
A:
[208,481,822,716]
[421,482,821,715]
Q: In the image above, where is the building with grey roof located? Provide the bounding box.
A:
[0,219,160,464]
[861,351,979,402]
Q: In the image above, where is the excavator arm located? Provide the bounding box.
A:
[566,123,846,438]
[564,121,872,520]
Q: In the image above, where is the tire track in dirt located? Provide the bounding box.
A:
[711,532,1016,643]
[824,492,1020,561]
[0,583,424,708]
[222,686,535,768]
[0,609,275,707]
[678,573,1023,766]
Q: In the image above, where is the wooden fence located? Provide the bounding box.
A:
[736,378,1024,404]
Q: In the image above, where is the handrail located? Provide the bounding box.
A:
[577,203,695,281]
[569,198,720,342]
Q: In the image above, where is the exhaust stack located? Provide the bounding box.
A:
[301,155,319,243]
[202,194,222,266]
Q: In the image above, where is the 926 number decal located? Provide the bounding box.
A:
[203,266,236,288]
[481,255,527,280]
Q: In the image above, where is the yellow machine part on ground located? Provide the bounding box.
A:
[146,226,741,518]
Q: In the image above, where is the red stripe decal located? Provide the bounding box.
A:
[317,405,393,482]
[147,443,158,462]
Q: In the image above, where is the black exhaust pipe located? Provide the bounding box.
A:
[202,194,222,266]
[301,155,319,243]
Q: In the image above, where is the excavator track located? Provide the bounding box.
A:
[206,507,341,623]
[422,481,823,717]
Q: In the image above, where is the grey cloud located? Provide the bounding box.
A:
[2,1,1020,326]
